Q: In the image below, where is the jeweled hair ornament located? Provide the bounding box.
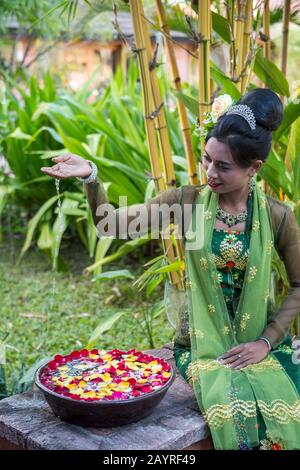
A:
[225,104,256,130]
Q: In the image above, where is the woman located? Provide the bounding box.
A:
[41,88,300,450]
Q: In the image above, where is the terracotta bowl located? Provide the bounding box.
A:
[34,359,175,427]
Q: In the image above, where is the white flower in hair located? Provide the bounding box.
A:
[211,94,234,123]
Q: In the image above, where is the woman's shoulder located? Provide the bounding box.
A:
[266,194,295,240]
[266,194,292,220]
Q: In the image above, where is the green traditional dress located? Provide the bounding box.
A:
[174,183,300,449]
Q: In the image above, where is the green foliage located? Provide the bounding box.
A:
[0,61,193,272]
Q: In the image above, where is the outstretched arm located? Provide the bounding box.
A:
[41,154,183,240]
[261,207,300,348]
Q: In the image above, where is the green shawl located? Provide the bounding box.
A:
[184,179,300,450]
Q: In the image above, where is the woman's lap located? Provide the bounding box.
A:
[173,336,300,444]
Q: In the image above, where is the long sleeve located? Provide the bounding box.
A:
[261,206,300,348]
[83,177,183,240]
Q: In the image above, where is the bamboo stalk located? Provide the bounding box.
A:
[241,0,253,94]
[129,0,184,289]
[139,2,176,190]
[234,1,247,92]
[281,0,291,77]
[198,0,211,184]
[228,0,236,79]
[155,0,199,186]
[261,1,271,193]
[139,1,185,288]
[263,0,271,62]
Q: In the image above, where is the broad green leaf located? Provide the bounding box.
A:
[93,236,114,275]
[253,49,290,97]
[8,128,31,140]
[17,193,61,263]
[84,236,151,273]
[173,90,198,117]
[212,11,231,44]
[87,311,128,349]
[286,117,300,204]
[92,269,134,282]
[273,95,300,141]
[18,357,52,386]
[37,222,52,251]
[210,62,241,101]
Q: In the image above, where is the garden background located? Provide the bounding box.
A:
[0,0,299,399]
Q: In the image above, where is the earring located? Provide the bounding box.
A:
[248,176,255,195]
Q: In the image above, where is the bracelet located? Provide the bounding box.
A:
[76,160,98,184]
[258,336,272,352]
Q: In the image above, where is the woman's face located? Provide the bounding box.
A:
[200,137,262,193]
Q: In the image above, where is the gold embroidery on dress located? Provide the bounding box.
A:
[223,326,230,335]
[204,210,212,220]
[208,304,216,315]
[199,257,208,270]
[204,400,257,428]
[257,399,300,424]
[240,312,251,331]
[179,351,191,367]
[247,266,258,283]
[266,240,274,255]
[212,232,249,271]
[186,356,283,382]
[252,221,260,232]
[203,398,300,429]
[185,280,197,291]
[259,197,267,209]
[211,271,220,282]
[264,289,270,302]
[189,328,204,340]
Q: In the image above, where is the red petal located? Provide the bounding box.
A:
[71,351,81,359]
[141,385,153,393]
[54,355,63,362]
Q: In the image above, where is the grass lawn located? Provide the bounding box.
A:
[0,234,174,396]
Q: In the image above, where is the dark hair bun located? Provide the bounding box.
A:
[239,88,283,132]
[206,88,284,167]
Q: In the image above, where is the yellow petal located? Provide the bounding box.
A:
[89,354,99,359]
[162,371,171,378]
[81,391,97,399]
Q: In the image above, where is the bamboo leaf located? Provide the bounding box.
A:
[259,148,294,199]
[92,236,114,275]
[253,49,290,97]
[19,357,52,386]
[8,128,31,140]
[173,90,198,117]
[273,95,300,141]
[17,194,60,263]
[84,236,151,274]
[87,311,128,349]
[212,11,231,44]
[91,270,134,282]
[210,62,241,101]
[286,117,300,203]
[37,223,52,251]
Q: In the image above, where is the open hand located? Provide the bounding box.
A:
[41,154,92,180]
[218,340,270,369]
